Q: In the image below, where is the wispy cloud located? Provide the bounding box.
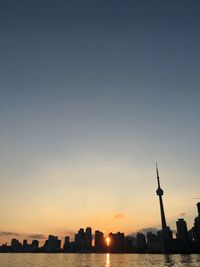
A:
[0,231,20,236]
[113,213,126,219]
[129,227,159,236]
[27,234,46,239]
[129,227,177,237]
[0,231,46,240]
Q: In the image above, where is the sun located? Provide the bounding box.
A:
[106,237,110,246]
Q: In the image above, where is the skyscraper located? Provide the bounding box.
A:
[46,235,61,252]
[95,230,105,252]
[85,227,92,251]
[136,233,147,252]
[176,218,191,252]
[193,202,200,248]
[176,218,189,241]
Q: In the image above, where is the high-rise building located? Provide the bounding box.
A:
[11,239,22,252]
[74,228,92,252]
[176,218,189,241]
[85,227,92,251]
[193,202,200,249]
[63,236,70,252]
[46,235,61,252]
[146,231,162,253]
[31,240,39,251]
[95,230,105,252]
[136,233,147,252]
[176,218,191,252]
[109,232,125,252]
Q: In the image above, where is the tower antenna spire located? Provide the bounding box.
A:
[156,162,161,188]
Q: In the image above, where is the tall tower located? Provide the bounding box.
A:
[156,164,167,230]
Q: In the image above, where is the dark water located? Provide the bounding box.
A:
[1,254,200,267]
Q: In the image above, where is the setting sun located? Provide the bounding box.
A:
[106,237,110,247]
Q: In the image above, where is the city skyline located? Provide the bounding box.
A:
[1,167,200,254]
[0,166,199,247]
[1,0,200,246]
[1,187,200,253]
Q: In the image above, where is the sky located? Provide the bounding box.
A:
[0,0,200,245]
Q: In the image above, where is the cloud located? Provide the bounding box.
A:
[113,213,126,219]
[129,227,177,237]
[0,231,46,240]
[27,234,46,240]
[140,227,159,234]
[0,231,20,236]
[129,227,159,236]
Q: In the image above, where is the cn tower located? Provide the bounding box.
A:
[156,164,167,230]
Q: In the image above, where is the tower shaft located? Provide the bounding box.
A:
[158,195,167,230]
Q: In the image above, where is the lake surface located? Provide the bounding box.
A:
[1,253,200,267]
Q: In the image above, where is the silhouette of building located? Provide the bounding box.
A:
[188,228,194,243]
[22,239,30,252]
[193,202,200,250]
[23,240,27,247]
[176,219,188,240]
[85,227,92,251]
[108,232,125,253]
[136,233,147,252]
[31,240,39,251]
[74,227,92,252]
[21,239,40,252]
[74,228,83,251]
[126,236,137,250]
[155,165,173,252]
[94,230,105,252]
[156,165,166,230]
[11,239,22,252]
[45,235,61,252]
[176,218,191,252]
[63,236,70,252]
[146,231,162,252]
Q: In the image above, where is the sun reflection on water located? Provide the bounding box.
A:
[106,253,110,267]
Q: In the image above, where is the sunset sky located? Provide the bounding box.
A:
[0,0,200,244]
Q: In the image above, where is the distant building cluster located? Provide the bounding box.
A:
[1,167,200,253]
[0,228,133,253]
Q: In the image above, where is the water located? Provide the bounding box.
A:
[1,254,200,267]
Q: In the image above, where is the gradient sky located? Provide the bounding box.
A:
[0,0,200,244]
